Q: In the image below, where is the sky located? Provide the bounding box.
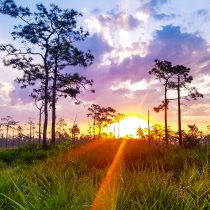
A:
[0,0,210,135]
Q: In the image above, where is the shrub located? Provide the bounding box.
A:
[36,150,48,160]
[183,135,201,148]
[0,150,18,163]
[19,152,34,164]
[56,141,72,152]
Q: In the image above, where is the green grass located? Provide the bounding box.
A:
[0,140,210,209]
[0,141,72,167]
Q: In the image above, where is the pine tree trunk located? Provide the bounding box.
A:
[51,54,58,145]
[43,67,49,149]
[178,76,182,145]
[38,109,42,145]
[93,118,96,140]
[164,85,168,145]
[98,125,101,139]
[29,124,32,143]
[32,126,35,144]
[51,76,56,145]
[6,126,8,147]
[148,110,151,145]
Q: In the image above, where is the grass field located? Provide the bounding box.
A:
[0,140,210,210]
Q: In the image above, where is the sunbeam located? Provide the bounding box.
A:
[91,140,127,210]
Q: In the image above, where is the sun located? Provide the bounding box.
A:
[107,116,148,138]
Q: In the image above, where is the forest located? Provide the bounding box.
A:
[0,0,210,209]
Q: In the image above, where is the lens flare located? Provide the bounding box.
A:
[91,140,127,210]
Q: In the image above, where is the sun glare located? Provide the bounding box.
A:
[107,116,148,138]
[136,11,150,22]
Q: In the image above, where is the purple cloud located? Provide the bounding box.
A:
[81,33,112,62]
[76,24,210,126]
[9,83,33,105]
[148,25,210,70]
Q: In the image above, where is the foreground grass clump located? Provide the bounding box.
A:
[0,140,210,209]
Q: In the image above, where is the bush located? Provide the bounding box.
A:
[19,152,34,164]
[183,135,201,148]
[0,149,18,163]
[56,141,72,152]
[36,150,48,160]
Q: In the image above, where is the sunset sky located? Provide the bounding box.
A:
[0,0,210,135]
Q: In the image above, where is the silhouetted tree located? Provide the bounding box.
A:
[165,126,178,145]
[30,87,44,145]
[87,104,101,139]
[27,118,35,143]
[136,127,144,140]
[0,1,94,148]
[87,104,116,139]
[1,116,18,147]
[17,125,23,145]
[207,125,210,135]
[56,118,67,142]
[11,125,17,146]
[149,59,174,145]
[87,122,92,139]
[113,113,125,139]
[187,124,200,138]
[0,0,30,17]
[184,124,201,148]
[96,107,116,138]
[151,124,164,145]
[70,124,80,139]
[170,65,203,145]
[0,125,3,140]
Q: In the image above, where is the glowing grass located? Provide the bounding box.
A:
[91,140,126,210]
[0,140,210,209]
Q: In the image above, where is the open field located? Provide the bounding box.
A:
[0,140,210,210]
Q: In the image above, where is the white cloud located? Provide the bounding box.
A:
[0,82,13,105]
[84,16,102,33]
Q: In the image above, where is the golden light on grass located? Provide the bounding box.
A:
[91,140,127,210]
[107,116,148,138]
[60,140,106,164]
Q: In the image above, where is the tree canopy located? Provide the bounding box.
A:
[0,1,94,148]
